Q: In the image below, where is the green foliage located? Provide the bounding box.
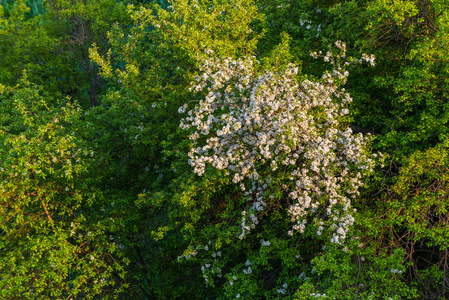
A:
[1,0,449,298]
[0,0,130,106]
[0,0,56,86]
[0,78,127,298]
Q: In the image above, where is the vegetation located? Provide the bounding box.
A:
[0,0,448,298]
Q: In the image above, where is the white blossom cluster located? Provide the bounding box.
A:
[180,42,375,244]
[311,41,375,67]
[200,252,223,283]
[310,292,327,298]
[260,239,271,247]
[242,260,252,275]
[201,262,223,283]
[177,241,225,284]
[277,283,288,294]
[298,18,322,37]
[361,53,376,66]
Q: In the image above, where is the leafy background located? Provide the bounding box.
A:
[0,0,448,298]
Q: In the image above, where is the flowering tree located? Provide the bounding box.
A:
[181,41,376,246]
[166,42,398,298]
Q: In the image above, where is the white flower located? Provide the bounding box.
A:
[178,104,188,114]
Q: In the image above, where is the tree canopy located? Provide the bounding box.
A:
[1,0,449,299]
